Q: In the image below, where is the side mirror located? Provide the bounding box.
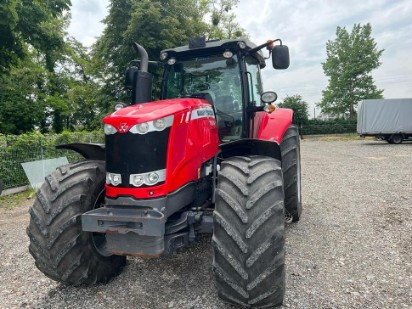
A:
[272,45,290,69]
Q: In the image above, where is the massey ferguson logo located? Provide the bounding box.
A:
[118,123,129,133]
[191,107,215,120]
[197,109,214,117]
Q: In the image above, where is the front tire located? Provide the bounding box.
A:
[280,125,302,222]
[27,160,126,286]
[213,156,285,308]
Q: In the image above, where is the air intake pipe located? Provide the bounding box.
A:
[133,42,149,72]
[125,42,153,104]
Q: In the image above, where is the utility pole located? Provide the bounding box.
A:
[313,108,316,119]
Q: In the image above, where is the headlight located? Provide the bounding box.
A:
[160,52,168,61]
[106,172,122,186]
[137,122,149,134]
[104,124,117,135]
[223,50,233,58]
[153,118,165,130]
[147,172,159,185]
[238,41,246,49]
[261,91,278,104]
[129,115,174,135]
[131,174,144,187]
[129,169,166,187]
[167,57,176,65]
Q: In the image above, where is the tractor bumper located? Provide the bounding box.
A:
[82,207,166,257]
[82,182,197,257]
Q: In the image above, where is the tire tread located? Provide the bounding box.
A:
[213,155,285,307]
[280,125,302,221]
[27,160,125,286]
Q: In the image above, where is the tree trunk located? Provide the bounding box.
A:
[349,103,354,119]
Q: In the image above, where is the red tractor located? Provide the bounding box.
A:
[27,37,302,308]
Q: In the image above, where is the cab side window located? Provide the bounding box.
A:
[245,57,263,106]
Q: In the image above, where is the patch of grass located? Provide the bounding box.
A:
[0,189,35,209]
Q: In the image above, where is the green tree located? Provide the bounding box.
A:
[0,59,46,134]
[207,0,246,39]
[91,0,245,107]
[278,95,309,124]
[0,0,71,74]
[0,0,246,134]
[318,23,383,118]
[0,0,73,134]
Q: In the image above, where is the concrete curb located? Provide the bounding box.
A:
[0,185,30,197]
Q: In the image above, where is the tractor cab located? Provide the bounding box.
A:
[159,38,289,141]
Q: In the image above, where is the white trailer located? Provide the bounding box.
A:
[357,98,412,144]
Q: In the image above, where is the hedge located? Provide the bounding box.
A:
[300,119,357,135]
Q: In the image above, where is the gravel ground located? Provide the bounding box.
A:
[0,140,411,308]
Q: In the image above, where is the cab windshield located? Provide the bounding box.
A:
[164,54,243,141]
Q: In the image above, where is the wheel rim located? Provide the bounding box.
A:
[285,210,293,223]
[91,188,111,257]
[392,135,402,144]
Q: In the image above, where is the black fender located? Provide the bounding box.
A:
[56,143,105,161]
[219,138,282,162]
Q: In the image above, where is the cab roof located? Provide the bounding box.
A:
[161,38,266,68]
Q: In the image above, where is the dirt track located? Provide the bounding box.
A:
[0,140,411,308]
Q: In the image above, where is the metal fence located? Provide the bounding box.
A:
[0,134,103,190]
[0,147,79,190]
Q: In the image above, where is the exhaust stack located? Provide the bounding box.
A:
[125,42,153,104]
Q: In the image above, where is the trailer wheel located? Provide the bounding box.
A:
[27,160,126,286]
[213,156,285,308]
[280,125,302,222]
[385,137,394,144]
[390,134,403,144]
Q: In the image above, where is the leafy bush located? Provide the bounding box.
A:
[300,119,357,135]
[278,95,309,125]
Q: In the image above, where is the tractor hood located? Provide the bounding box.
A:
[103,98,211,133]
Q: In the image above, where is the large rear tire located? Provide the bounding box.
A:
[213,156,285,308]
[27,160,126,286]
[280,125,302,222]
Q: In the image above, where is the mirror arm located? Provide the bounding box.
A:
[246,106,265,114]
[130,59,160,68]
[248,39,282,54]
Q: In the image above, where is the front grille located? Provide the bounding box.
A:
[105,128,170,187]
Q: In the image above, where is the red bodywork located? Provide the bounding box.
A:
[103,99,293,200]
[252,108,294,143]
[103,98,219,199]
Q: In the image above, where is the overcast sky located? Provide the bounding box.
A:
[68,0,412,117]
